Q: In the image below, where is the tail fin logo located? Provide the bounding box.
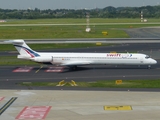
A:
[14,45,40,57]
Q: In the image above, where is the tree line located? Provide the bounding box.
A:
[0,5,160,19]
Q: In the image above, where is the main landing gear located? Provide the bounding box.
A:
[148,65,151,69]
[69,65,77,70]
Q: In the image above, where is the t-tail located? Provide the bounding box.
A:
[5,39,40,60]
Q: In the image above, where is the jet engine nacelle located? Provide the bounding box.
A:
[31,57,52,62]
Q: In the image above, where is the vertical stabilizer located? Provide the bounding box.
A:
[6,39,40,58]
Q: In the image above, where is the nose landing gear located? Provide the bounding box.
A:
[148,65,151,69]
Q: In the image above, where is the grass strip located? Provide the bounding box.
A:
[0,18,160,39]
[0,43,114,51]
[0,56,38,65]
[20,80,160,88]
[0,23,160,39]
[0,25,130,39]
[3,18,160,24]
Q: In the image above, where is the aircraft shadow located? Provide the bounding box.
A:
[61,65,155,73]
[13,65,157,73]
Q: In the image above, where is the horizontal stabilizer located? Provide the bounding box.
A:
[4,39,40,58]
[4,39,24,44]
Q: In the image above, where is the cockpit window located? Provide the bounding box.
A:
[145,55,150,59]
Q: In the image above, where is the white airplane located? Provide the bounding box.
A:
[6,39,157,69]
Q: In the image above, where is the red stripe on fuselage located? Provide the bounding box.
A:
[23,48,34,57]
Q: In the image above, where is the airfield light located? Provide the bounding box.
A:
[86,13,91,32]
[141,11,143,22]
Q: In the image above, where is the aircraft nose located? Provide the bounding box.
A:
[152,59,157,64]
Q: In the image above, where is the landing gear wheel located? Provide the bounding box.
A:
[72,66,77,70]
[69,66,77,71]
[148,65,151,69]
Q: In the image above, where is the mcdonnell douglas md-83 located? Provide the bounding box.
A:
[6,40,157,69]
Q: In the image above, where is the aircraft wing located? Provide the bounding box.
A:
[61,61,92,66]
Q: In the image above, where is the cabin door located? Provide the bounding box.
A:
[140,57,143,64]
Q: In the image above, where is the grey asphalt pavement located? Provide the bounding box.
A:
[0,43,160,90]
[125,27,160,38]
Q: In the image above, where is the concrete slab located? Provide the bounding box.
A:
[0,90,160,120]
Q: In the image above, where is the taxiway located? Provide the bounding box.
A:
[0,43,160,90]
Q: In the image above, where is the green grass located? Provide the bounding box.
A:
[0,56,38,65]
[21,82,58,86]
[3,18,160,24]
[0,18,160,39]
[0,43,113,51]
[0,25,130,39]
[20,80,160,88]
[0,24,158,39]
[87,80,160,88]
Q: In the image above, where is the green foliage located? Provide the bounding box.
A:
[1,5,160,19]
